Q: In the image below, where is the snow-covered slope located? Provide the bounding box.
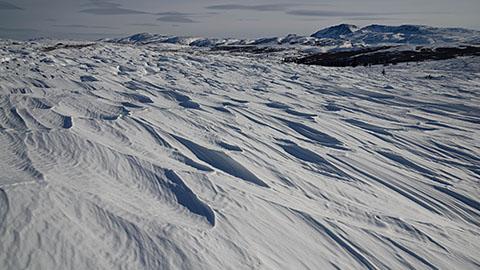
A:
[0,38,479,270]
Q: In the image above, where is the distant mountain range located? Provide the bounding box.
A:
[105,24,480,50]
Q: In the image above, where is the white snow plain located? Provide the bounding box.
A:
[0,39,479,270]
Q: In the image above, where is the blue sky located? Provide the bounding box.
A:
[1,0,479,40]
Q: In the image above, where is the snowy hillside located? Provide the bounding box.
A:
[0,35,480,270]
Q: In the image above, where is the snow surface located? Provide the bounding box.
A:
[0,38,480,270]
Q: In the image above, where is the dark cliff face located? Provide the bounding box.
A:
[286,46,480,67]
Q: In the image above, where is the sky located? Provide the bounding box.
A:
[1,0,479,40]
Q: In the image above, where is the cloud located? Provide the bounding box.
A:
[206,4,295,12]
[83,1,122,9]
[52,24,117,29]
[348,17,396,21]
[157,15,196,23]
[287,10,383,17]
[155,11,207,23]
[80,7,149,15]
[130,23,160,27]
[0,1,22,10]
[0,26,36,32]
[80,1,149,15]
[157,12,194,16]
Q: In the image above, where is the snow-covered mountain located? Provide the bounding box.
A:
[311,24,358,39]
[106,24,480,49]
[347,24,480,45]
[1,26,480,270]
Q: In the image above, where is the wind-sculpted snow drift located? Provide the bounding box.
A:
[0,35,479,270]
